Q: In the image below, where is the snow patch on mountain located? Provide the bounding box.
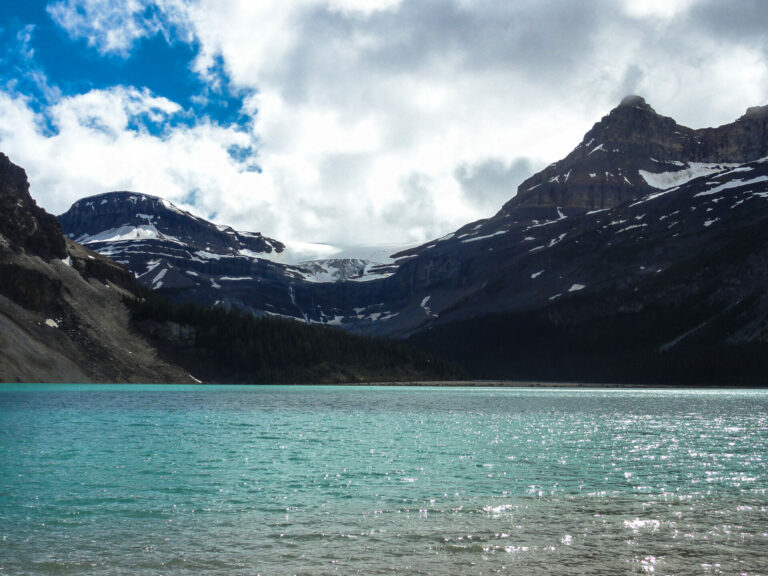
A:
[588,143,605,155]
[76,224,184,245]
[152,268,167,288]
[693,175,768,198]
[160,198,186,215]
[421,295,438,318]
[630,187,681,207]
[639,163,736,190]
[461,230,508,244]
[194,249,227,260]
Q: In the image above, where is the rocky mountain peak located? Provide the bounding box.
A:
[0,153,66,260]
[501,96,682,219]
[583,95,674,146]
[59,191,285,256]
[617,94,651,109]
[61,191,200,236]
[739,104,768,120]
[499,97,768,221]
[605,94,660,122]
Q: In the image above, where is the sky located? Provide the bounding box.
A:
[1,0,767,248]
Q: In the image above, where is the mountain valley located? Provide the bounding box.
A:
[0,156,459,383]
[5,95,768,384]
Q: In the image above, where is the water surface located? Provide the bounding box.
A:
[1,385,766,574]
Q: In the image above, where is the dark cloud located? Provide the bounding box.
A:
[381,172,441,239]
[275,0,620,106]
[454,157,533,211]
[353,0,605,74]
[686,0,768,47]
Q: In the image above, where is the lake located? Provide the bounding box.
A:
[1,385,766,574]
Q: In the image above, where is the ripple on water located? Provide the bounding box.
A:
[1,386,767,575]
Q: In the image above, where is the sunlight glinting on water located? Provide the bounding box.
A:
[1,386,766,575]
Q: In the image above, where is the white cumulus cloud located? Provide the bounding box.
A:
[2,0,768,247]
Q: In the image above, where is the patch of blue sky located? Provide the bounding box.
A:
[0,1,254,135]
[227,144,262,173]
[181,187,201,207]
[193,53,257,128]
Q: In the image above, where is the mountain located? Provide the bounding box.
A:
[1,154,462,384]
[54,97,768,383]
[58,192,404,329]
[386,98,768,322]
[408,157,768,384]
[58,191,285,264]
[388,98,768,383]
[504,95,768,220]
[0,154,194,383]
[58,191,287,290]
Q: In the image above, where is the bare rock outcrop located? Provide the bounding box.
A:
[0,154,193,383]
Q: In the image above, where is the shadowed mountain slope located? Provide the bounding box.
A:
[0,154,194,383]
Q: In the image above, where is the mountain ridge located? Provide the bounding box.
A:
[504,96,768,220]
[57,191,409,331]
[50,97,768,383]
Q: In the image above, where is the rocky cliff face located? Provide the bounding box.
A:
[0,154,66,260]
[505,96,768,220]
[0,155,193,383]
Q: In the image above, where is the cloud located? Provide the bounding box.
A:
[50,86,181,135]
[0,87,266,219]
[621,0,698,20]
[454,158,535,213]
[2,0,768,248]
[686,0,768,46]
[381,172,443,243]
[46,0,191,56]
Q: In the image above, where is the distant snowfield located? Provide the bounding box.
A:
[76,221,418,267]
[255,240,422,265]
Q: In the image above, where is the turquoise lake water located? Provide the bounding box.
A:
[1,385,767,575]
